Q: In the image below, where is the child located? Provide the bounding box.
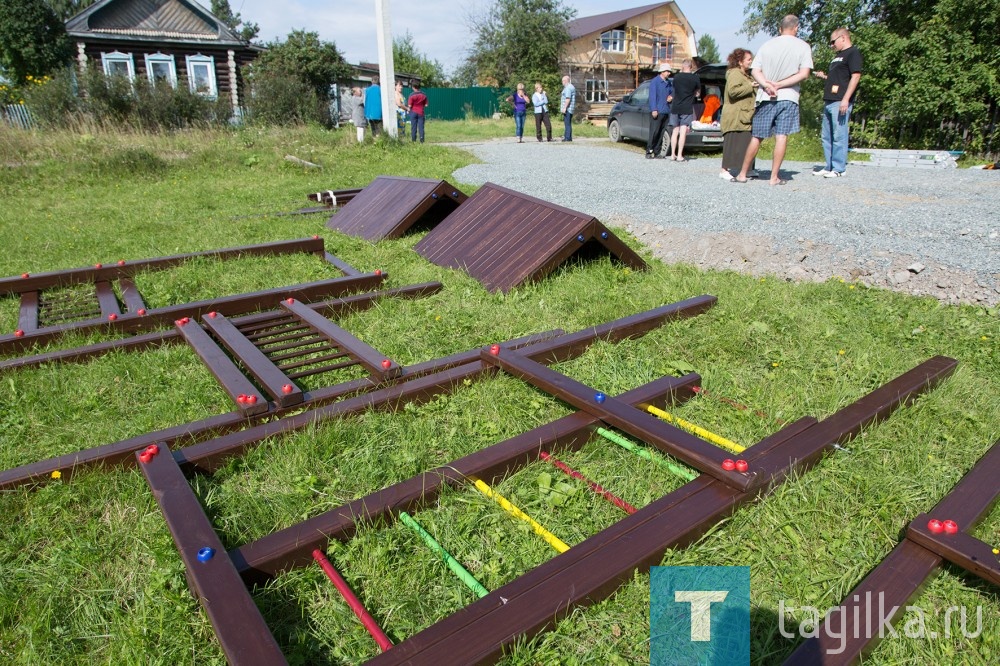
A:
[350,87,365,143]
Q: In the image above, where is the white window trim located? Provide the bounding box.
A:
[585,79,608,103]
[186,54,217,98]
[601,30,626,53]
[101,51,135,80]
[145,52,177,88]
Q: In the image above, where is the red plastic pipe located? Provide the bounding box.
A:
[312,548,393,652]
[539,451,636,514]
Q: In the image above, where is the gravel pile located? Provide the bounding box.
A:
[450,138,1000,307]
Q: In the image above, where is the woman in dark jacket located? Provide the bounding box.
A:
[720,49,756,181]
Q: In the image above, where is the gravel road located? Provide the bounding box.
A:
[450,138,999,307]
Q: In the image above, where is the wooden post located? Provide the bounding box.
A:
[374,0,397,138]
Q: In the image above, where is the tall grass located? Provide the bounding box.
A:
[0,123,997,665]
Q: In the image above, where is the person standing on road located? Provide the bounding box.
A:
[349,86,366,143]
[734,15,813,185]
[813,28,862,177]
[720,49,756,180]
[668,59,700,162]
[364,76,383,138]
[508,83,531,143]
[407,82,429,143]
[646,63,674,159]
[560,75,576,142]
[532,82,553,142]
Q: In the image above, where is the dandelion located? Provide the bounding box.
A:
[435,315,441,321]
[848,285,855,290]
[993,548,999,555]
[51,470,62,479]
[772,362,780,367]
[982,336,989,341]
[838,349,845,355]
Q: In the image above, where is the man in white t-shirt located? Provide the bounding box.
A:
[734,15,813,185]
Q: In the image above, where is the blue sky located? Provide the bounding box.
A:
[209,1,770,74]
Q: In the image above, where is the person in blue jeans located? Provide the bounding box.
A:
[560,75,576,141]
[507,83,531,142]
[407,82,428,143]
[813,28,862,177]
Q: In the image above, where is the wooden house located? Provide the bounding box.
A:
[561,2,697,118]
[65,0,260,114]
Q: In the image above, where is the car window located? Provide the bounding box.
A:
[631,83,649,106]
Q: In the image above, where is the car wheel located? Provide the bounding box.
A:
[608,119,622,143]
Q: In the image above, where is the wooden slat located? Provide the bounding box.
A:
[137,444,288,666]
[0,237,326,296]
[231,373,701,582]
[907,514,1000,587]
[175,319,268,416]
[414,182,647,293]
[119,278,148,313]
[17,291,39,332]
[200,313,303,408]
[481,346,750,490]
[326,176,467,241]
[0,273,385,356]
[94,280,121,318]
[280,298,401,380]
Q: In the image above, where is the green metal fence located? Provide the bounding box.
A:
[402,87,510,121]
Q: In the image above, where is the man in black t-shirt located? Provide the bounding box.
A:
[813,28,862,177]
[668,59,700,161]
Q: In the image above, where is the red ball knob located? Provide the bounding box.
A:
[735,459,749,473]
[108,313,118,321]
[237,394,247,404]
[381,359,392,369]
[942,520,959,534]
[117,260,126,266]
[137,308,146,316]
[721,459,736,471]
[246,395,257,405]
[94,263,102,269]
[21,273,29,279]
[207,312,217,318]
[374,269,383,276]
[14,329,25,338]
[927,519,944,534]
[286,298,295,304]
[282,384,293,394]
[489,344,501,355]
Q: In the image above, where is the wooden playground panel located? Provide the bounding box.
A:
[784,438,1000,665]
[0,237,387,356]
[112,299,956,664]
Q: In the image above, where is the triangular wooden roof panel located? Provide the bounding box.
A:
[325,176,467,241]
[414,183,647,292]
[66,0,246,45]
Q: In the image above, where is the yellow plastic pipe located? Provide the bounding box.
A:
[645,405,745,454]
[472,479,569,553]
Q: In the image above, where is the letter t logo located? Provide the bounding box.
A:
[674,591,729,641]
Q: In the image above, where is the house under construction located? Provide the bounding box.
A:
[561,2,698,120]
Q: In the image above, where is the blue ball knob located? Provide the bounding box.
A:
[577,234,586,243]
[601,231,609,239]
[197,547,215,562]
[595,392,606,403]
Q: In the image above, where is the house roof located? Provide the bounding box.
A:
[566,2,690,40]
[66,0,248,47]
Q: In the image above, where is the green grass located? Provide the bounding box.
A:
[0,121,998,665]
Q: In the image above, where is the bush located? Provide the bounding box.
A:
[244,66,326,126]
[23,67,230,130]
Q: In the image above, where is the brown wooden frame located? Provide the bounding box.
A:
[0,296,716,490]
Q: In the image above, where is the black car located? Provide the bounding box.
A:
[607,64,726,153]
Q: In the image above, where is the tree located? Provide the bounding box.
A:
[696,34,720,63]
[394,32,447,87]
[463,0,575,88]
[0,0,73,83]
[249,30,352,125]
[45,0,96,20]
[210,0,259,43]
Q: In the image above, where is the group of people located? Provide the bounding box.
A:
[347,75,429,144]
[717,15,862,185]
[637,15,861,184]
[644,58,704,161]
[508,76,578,142]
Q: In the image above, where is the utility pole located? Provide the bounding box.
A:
[375,0,397,138]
